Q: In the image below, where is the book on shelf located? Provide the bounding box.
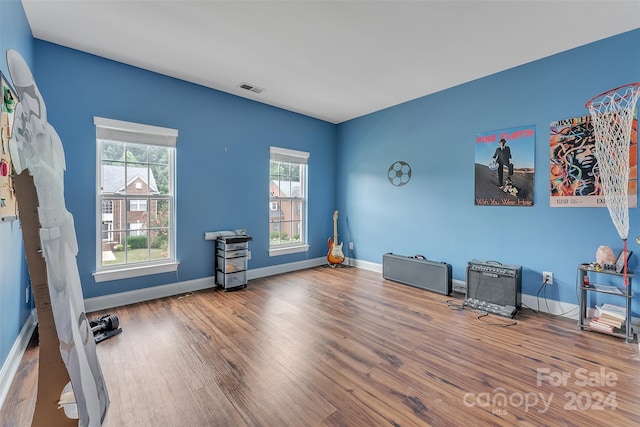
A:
[592,316,622,329]
[599,311,624,323]
[596,303,626,321]
[589,318,615,333]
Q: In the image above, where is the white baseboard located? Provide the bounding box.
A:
[85,257,328,313]
[0,309,37,413]
[521,294,580,319]
[248,257,328,279]
[84,276,216,313]
[346,257,381,272]
[77,256,640,324]
[356,259,589,321]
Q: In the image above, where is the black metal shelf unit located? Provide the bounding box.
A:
[577,264,634,342]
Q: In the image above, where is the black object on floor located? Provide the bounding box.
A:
[90,314,122,343]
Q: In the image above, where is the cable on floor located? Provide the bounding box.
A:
[475,311,517,327]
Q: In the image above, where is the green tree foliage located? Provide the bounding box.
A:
[270,160,300,182]
[127,235,148,249]
[149,146,170,194]
[149,200,169,249]
[101,141,170,194]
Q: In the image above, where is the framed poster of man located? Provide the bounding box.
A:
[474,125,535,207]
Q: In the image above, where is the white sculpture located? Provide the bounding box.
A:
[7,49,108,426]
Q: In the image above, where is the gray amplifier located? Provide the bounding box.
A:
[382,253,452,295]
[466,260,522,308]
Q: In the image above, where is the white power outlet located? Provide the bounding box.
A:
[543,271,553,285]
[349,242,354,250]
[247,250,251,260]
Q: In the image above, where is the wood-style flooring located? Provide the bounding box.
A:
[1,266,639,426]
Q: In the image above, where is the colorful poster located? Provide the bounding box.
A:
[1,72,18,221]
[474,125,536,206]
[549,114,638,207]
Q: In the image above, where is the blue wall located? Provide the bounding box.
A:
[337,29,640,315]
[0,0,34,376]
[32,40,337,299]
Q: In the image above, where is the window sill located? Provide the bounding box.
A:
[269,244,309,257]
[93,261,179,283]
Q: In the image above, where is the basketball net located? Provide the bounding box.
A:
[585,82,640,285]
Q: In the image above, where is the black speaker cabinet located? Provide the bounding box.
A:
[466,260,522,308]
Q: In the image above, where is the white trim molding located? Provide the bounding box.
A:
[85,275,215,313]
[0,309,37,411]
[268,244,310,257]
[345,257,381,273]
[248,256,326,279]
[93,262,180,283]
[87,257,328,312]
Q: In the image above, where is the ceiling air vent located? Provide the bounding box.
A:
[237,82,265,94]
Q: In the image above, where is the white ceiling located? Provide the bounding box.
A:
[21,0,640,124]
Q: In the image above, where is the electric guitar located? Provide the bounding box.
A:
[327,210,345,265]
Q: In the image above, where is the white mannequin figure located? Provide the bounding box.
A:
[7,49,108,426]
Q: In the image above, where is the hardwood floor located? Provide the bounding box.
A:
[1,266,639,426]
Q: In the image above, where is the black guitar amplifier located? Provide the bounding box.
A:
[465,260,522,309]
[383,253,452,295]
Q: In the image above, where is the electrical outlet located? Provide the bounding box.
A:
[247,250,251,260]
[543,271,553,285]
[349,242,354,250]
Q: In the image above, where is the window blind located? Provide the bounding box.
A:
[270,146,309,164]
[94,117,178,147]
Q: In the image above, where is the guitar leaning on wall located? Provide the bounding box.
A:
[327,210,345,266]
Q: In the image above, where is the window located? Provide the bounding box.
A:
[94,117,178,282]
[129,199,148,211]
[102,200,113,214]
[101,221,112,242]
[129,221,144,236]
[269,146,309,256]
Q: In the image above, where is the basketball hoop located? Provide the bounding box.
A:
[585,82,640,285]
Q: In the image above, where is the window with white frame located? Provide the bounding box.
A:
[94,117,178,282]
[102,200,113,214]
[129,199,148,211]
[101,221,112,242]
[269,146,309,256]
